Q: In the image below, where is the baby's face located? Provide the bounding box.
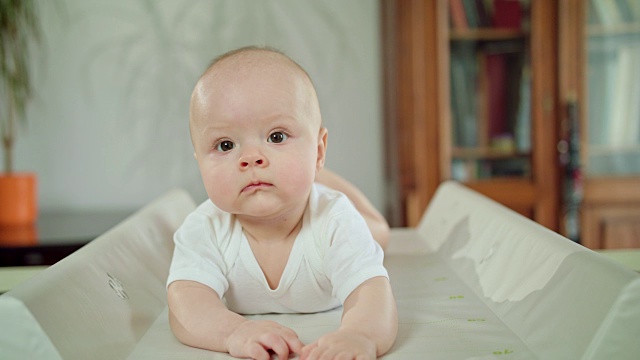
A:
[190,51,326,220]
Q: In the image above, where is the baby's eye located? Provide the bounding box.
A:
[216,140,235,152]
[267,131,288,144]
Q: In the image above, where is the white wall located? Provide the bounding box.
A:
[4,0,385,214]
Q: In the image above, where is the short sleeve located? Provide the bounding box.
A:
[321,203,388,303]
[166,209,230,299]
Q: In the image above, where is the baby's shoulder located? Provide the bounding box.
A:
[178,199,239,246]
[188,199,231,224]
[310,183,357,218]
[307,184,364,249]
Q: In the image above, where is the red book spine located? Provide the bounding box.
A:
[493,0,522,29]
[486,53,508,139]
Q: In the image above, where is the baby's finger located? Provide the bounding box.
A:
[246,342,271,360]
[261,334,289,360]
[300,342,318,360]
[281,330,304,355]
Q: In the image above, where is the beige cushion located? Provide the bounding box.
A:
[0,189,195,359]
[2,182,639,359]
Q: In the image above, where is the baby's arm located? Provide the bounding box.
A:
[315,168,390,250]
[300,277,398,359]
[168,280,303,360]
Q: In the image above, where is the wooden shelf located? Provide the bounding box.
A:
[450,28,526,41]
[465,178,535,200]
[588,144,640,156]
[587,23,640,37]
[452,147,531,160]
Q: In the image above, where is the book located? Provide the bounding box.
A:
[600,48,618,146]
[609,46,633,146]
[590,0,622,25]
[587,3,600,25]
[482,0,494,16]
[587,50,612,146]
[450,52,463,146]
[449,0,469,29]
[627,0,640,22]
[622,47,640,145]
[474,0,491,27]
[451,159,471,181]
[493,0,523,29]
[607,46,640,148]
[505,51,525,136]
[615,0,635,22]
[485,52,508,141]
[450,43,479,147]
[463,0,479,28]
[604,0,623,24]
[515,64,531,152]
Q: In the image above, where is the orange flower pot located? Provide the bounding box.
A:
[0,225,38,246]
[0,172,38,226]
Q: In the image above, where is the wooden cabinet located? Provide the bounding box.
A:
[384,0,640,249]
[383,0,560,231]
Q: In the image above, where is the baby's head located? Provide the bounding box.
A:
[189,46,328,220]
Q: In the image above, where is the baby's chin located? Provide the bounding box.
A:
[233,199,306,222]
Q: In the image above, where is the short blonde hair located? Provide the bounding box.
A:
[205,45,316,89]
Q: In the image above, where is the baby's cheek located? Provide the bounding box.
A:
[278,159,316,192]
[202,170,233,206]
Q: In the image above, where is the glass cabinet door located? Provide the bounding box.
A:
[573,0,640,248]
[448,0,532,182]
[586,1,640,177]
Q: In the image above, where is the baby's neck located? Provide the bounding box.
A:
[236,201,307,244]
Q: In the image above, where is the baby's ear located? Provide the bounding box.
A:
[316,127,328,170]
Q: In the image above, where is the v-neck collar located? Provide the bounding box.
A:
[239,216,307,297]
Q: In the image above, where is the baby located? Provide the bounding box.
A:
[167,46,397,360]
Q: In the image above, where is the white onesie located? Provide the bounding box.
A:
[166,184,388,315]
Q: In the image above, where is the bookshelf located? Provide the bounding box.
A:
[383,0,559,229]
[384,0,640,247]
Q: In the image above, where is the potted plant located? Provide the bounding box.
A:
[0,0,40,227]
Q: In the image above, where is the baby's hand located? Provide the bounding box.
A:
[226,320,303,360]
[300,329,377,360]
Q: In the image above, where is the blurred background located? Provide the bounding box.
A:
[2,0,386,214]
[2,0,639,251]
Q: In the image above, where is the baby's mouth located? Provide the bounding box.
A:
[241,181,273,193]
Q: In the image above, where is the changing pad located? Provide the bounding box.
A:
[1,181,639,359]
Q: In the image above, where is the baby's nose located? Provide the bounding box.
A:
[239,154,268,168]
